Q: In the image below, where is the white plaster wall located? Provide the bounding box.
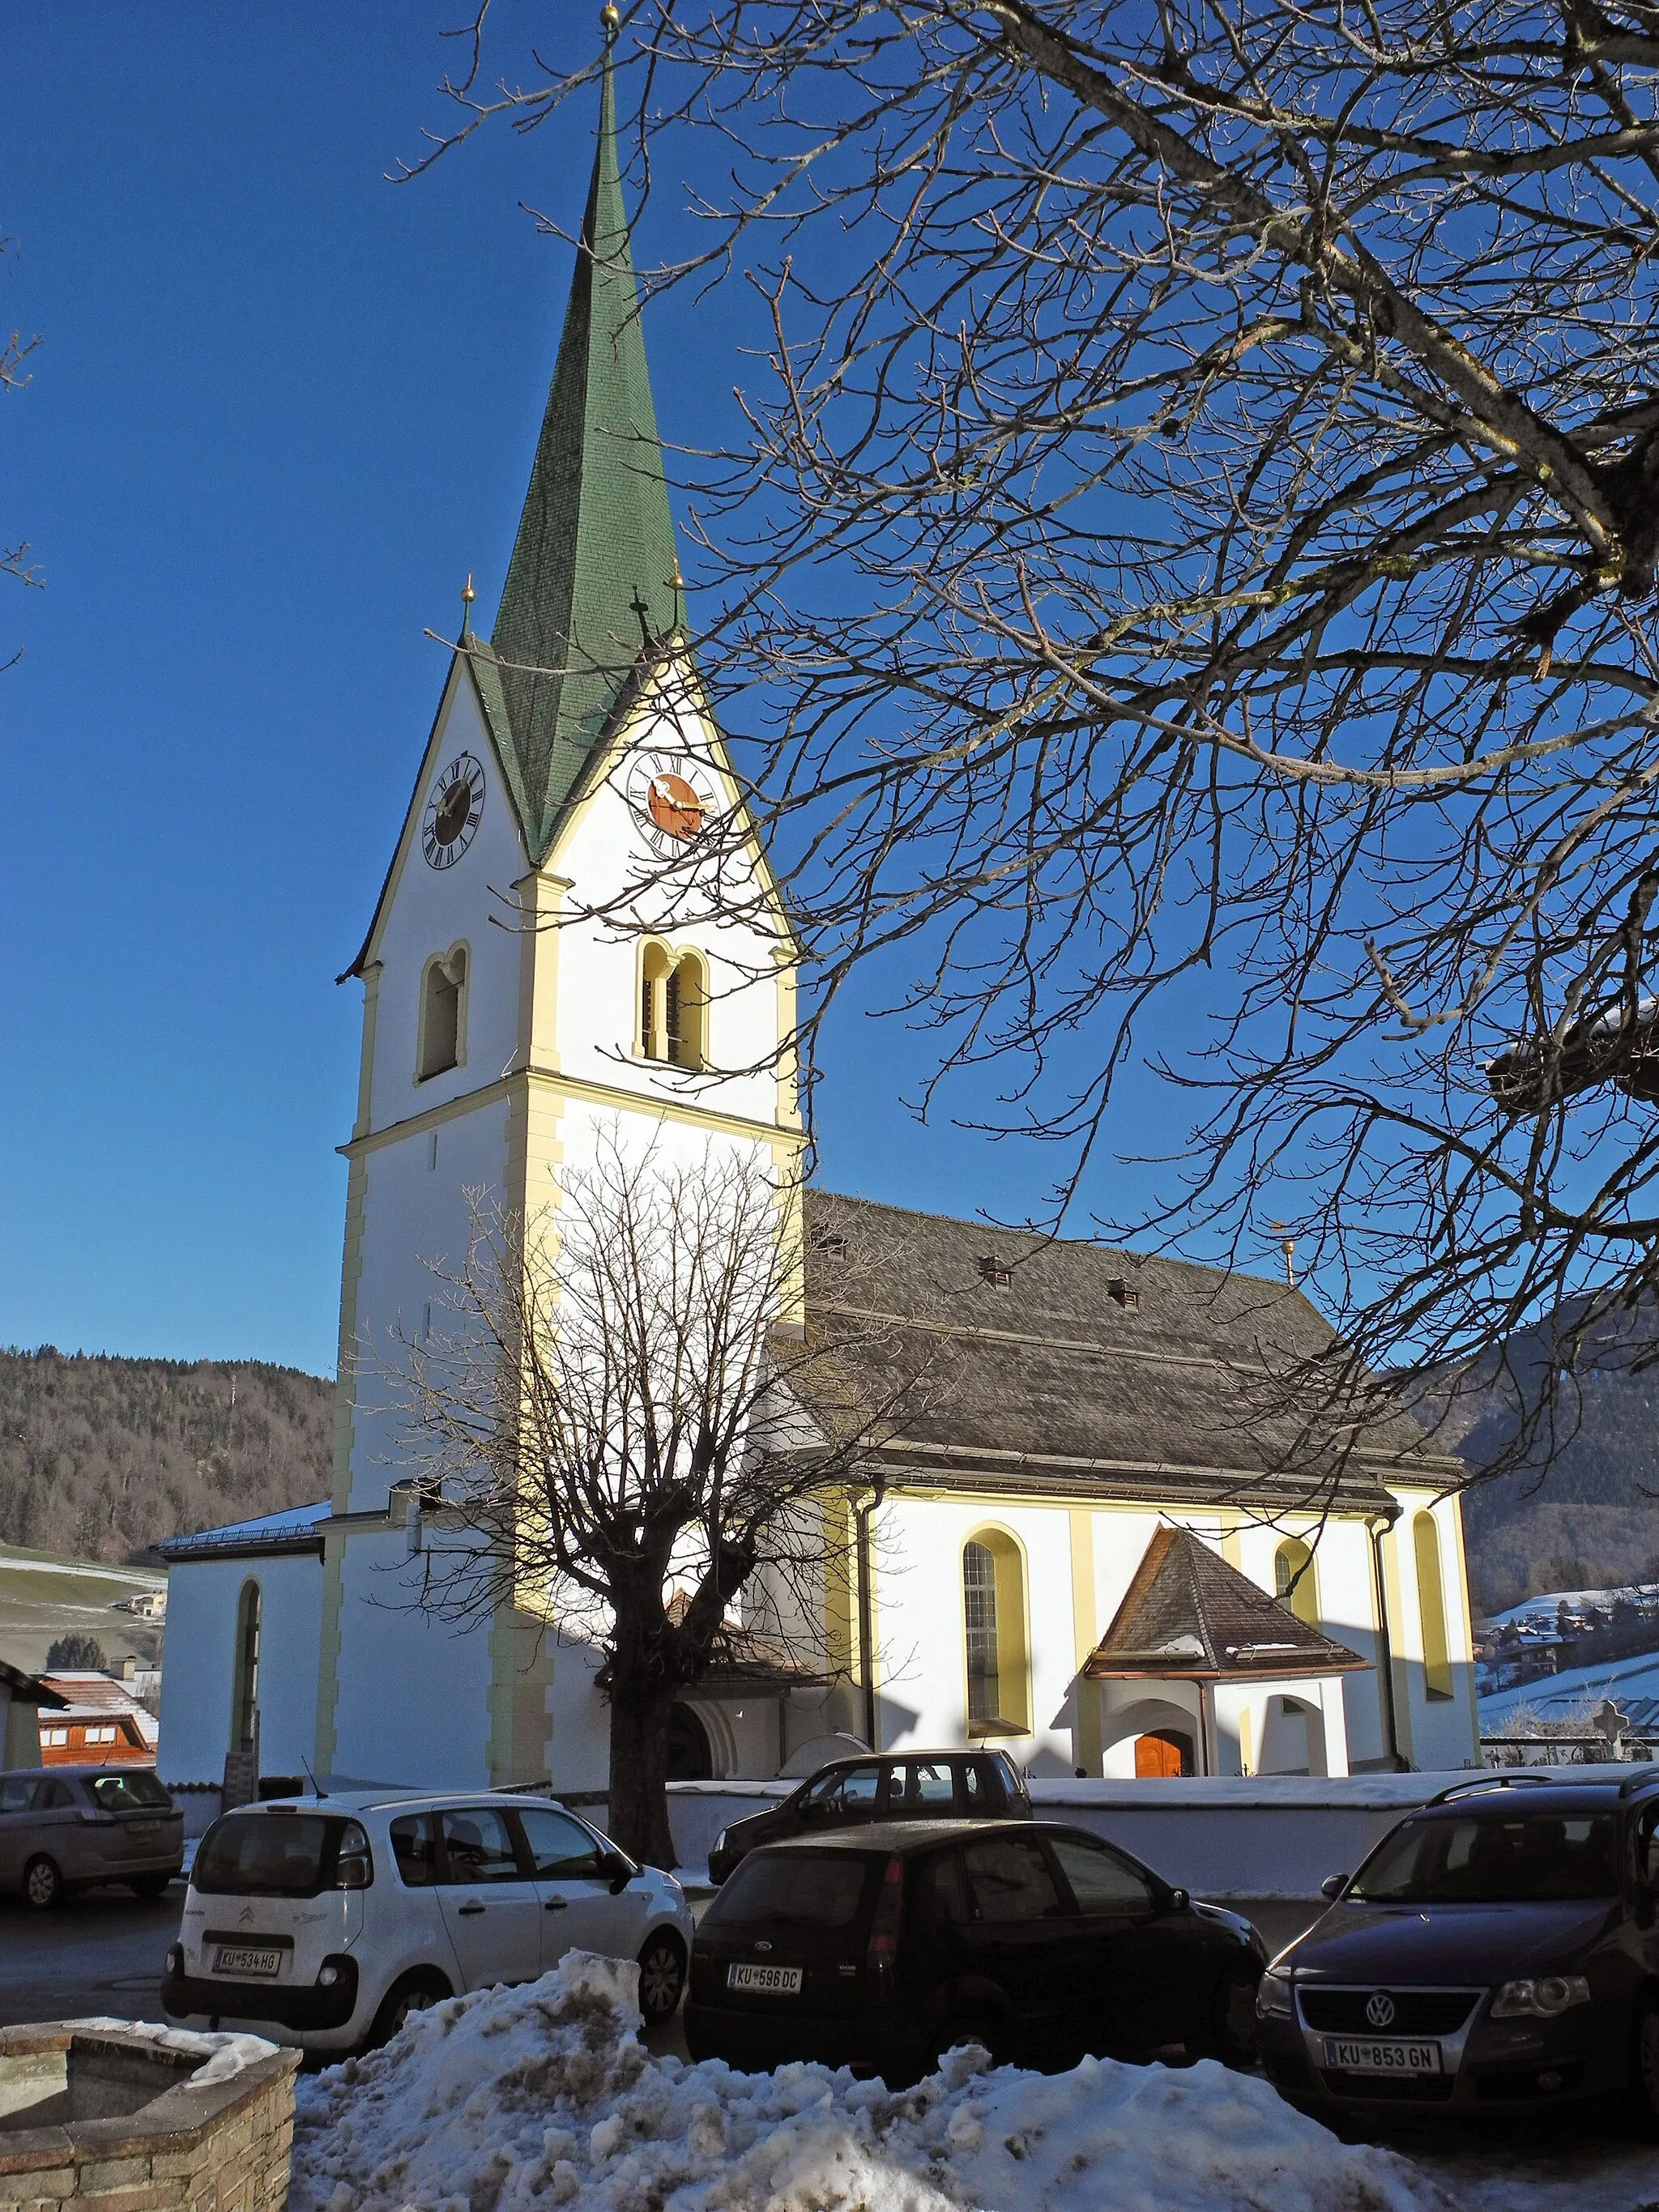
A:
[873,1495,1079,1773]
[365,668,531,1128]
[548,697,787,1134]
[1231,1517,1386,1771]
[328,1532,497,1789]
[156,1554,322,1784]
[1394,1491,1481,1771]
[345,1098,511,1513]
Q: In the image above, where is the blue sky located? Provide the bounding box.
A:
[1,4,1143,1374]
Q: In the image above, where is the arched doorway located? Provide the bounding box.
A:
[665,1703,713,1781]
[1134,1729,1194,1777]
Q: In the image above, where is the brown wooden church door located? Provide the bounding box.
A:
[1134,1730,1193,1778]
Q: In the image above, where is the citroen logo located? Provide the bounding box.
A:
[1365,1990,1397,2028]
[753,1940,773,1953]
[238,1906,256,1925]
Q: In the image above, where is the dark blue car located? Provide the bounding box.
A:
[1257,1772,1659,2119]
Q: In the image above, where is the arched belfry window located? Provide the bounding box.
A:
[1414,1511,1453,1701]
[418,945,467,1080]
[1274,1537,1320,1629]
[962,1529,1030,1735]
[639,943,707,1069]
[231,1579,262,1756]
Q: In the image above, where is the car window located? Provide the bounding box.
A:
[708,1849,875,1929]
[516,1806,603,1879]
[1049,1834,1154,1914]
[808,1766,882,1814]
[89,1772,170,1813]
[440,1808,524,1883]
[195,1814,337,1897]
[962,1835,1064,1921]
[40,1780,75,1809]
[914,1848,970,1930]
[890,1760,957,1814]
[0,1776,43,1813]
[390,1813,440,1887]
[1350,1813,1618,1903]
[1639,1807,1659,1890]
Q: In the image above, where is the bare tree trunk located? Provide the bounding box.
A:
[605,1675,677,1869]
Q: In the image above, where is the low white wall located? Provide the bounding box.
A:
[663,1767,1631,1899]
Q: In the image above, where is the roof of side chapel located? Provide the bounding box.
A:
[1083,1525,1367,1681]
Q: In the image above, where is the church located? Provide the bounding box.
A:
[156,46,1480,1798]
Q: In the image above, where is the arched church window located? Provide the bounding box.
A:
[231,1579,262,1757]
[418,946,467,1080]
[962,1529,1030,1735]
[1274,1536,1320,1629]
[1414,1511,1454,1701]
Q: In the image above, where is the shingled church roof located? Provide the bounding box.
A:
[478,41,681,863]
[796,1192,1462,1514]
[1083,1525,1367,1681]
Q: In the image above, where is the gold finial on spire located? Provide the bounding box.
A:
[600,2,621,41]
[460,571,476,640]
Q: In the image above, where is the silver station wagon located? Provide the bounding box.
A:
[0,1767,185,1908]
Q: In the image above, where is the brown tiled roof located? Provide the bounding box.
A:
[1083,1526,1367,1681]
[796,1194,1459,1513]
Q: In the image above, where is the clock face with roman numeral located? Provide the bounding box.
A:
[421,753,485,869]
[626,751,712,859]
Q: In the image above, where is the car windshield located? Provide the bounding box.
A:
[710,1849,873,1929]
[89,1772,171,1813]
[1350,1811,1618,1903]
[194,1813,340,1896]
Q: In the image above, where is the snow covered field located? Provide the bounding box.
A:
[1480,1647,1659,1729]
[288,1953,1659,2212]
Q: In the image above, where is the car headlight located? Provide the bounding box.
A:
[711,1829,729,1856]
[1491,1975,1591,2019]
[1256,1970,1294,2018]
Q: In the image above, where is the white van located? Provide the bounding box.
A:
[160,1790,693,2052]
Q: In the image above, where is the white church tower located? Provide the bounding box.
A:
[302,42,800,1792]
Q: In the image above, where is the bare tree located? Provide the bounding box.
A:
[1,233,41,668]
[403,2,1659,1476]
[395,1133,923,1865]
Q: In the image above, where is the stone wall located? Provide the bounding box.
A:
[0,2029,299,2212]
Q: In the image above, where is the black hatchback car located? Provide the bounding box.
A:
[686,1818,1265,2083]
[1257,1773,1659,2119]
[706,1750,1030,1886]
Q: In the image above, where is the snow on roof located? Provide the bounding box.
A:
[39,1673,160,1737]
[158,1502,331,1559]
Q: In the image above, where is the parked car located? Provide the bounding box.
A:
[160,1790,693,2054]
[1256,1772,1659,2119]
[0,1766,182,1909]
[706,1750,1031,1885]
[685,1818,1265,2082]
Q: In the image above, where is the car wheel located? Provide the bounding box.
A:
[925,2009,1004,2073]
[1197,1956,1263,2068]
[1630,1995,1659,2129]
[22,1856,62,1912]
[637,1931,687,2022]
[365,1969,452,2051]
[129,1873,173,1899]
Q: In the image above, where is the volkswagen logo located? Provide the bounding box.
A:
[1365,1990,1397,2028]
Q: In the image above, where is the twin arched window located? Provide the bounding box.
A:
[1414,1511,1453,1701]
[418,945,468,1080]
[640,943,707,1068]
[962,1530,1030,1735]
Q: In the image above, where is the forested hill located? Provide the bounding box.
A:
[1418,1306,1659,1617]
[0,1349,335,1562]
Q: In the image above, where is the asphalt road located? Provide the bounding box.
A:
[0,1880,183,2026]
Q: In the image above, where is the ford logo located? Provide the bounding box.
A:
[753,1940,773,1953]
[1366,1990,1397,2028]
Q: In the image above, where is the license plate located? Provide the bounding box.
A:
[727,1962,803,1995]
[213,1946,284,1977]
[1322,2037,1442,2076]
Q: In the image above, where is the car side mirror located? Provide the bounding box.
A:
[600,1850,634,1893]
[1167,1886,1189,1912]
[1320,1873,1350,1902]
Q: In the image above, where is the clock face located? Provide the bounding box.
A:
[422,753,485,870]
[626,752,712,858]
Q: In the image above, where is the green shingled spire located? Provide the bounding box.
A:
[488,42,680,859]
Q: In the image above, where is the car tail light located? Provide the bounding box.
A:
[865,1856,904,1979]
[334,1820,373,1890]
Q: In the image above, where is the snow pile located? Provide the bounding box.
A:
[291,1953,1449,2212]
[63,2018,278,2086]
